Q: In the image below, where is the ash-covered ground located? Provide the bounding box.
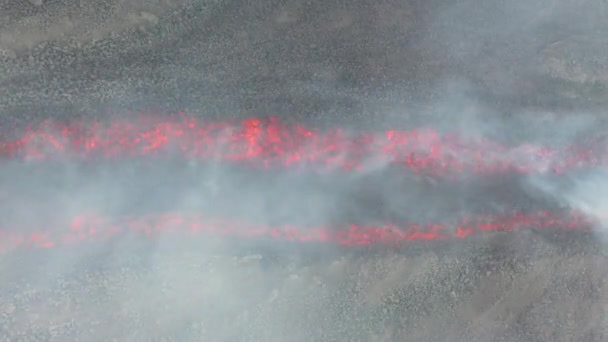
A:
[2,0,608,341]
[1,236,607,341]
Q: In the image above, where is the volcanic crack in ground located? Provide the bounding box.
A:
[1,113,606,254]
[1,113,606,175]
[0,210,597,253]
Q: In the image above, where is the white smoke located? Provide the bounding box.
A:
[528,169,608,239]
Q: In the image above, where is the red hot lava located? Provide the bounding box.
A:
[0,210,595,253]
[0,114,603,254]
[1,114,605,175]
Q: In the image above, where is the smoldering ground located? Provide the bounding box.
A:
[1,105,607,342]
[2,0,608,341]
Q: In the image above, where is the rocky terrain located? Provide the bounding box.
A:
[0,234,606,342]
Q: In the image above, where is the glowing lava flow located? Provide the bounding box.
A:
[0,210,595,253]
[1,114,606,174]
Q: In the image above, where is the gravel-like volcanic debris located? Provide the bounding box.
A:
[1,237,607,341]
[2,1,608,341]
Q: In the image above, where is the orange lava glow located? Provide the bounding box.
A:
[1,114,605,174]
[0,210,594,253]
[1,114,603,254]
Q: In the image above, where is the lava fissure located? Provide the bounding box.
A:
[1,114,605,175]
[0,210,595,253]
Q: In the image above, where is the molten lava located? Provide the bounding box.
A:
[1,114,605,175]
[1,113,604,254]
[0,210,594,253]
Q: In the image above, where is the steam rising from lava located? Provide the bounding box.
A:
[0,210,595,253]
[2,1,608,340]
[2,114,607,175]
[1,112,607,253]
